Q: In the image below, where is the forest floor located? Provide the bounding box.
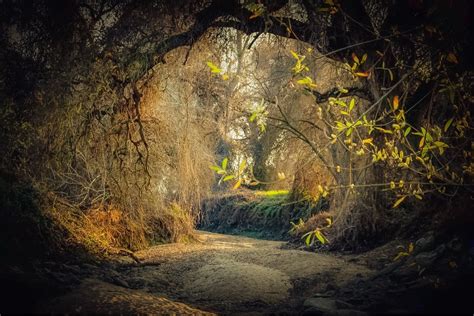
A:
[26,230,473,315]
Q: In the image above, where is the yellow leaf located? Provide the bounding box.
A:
[393,95,399,110]
[355,71,369,77]
[362,138,373,145]
[408,242,414,253]
[249,13,260,19]
[206,61,222,73]
[338,87,349,93]
[375,127,393,134]
[326,217,332,227]
[352,53,359,64]
[233,179,242,190]
[290,50,299,60]
[393,251,409,261]
[221,74,229,80]
[447,53,458,64]
[392,196,406,208]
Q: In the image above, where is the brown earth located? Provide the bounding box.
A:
[39,231,374,314]
[36,230,474,314]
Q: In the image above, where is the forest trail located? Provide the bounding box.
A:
[40,231,374,314]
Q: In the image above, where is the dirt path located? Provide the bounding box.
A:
[41,231,374,314]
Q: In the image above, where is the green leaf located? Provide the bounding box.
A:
[404,126,411,137]
[387,68,394,81]
[249,112,257,122]
[444,118,454,132]
[425,132,433,143]
[434,141,448,155]
[349,98,355,111]
[296,76,317,89]
[334,100,347,107]
[305,232,313,246]
[221,158,228,170]
[210,165,221,172]
[239,160,247,173]
[315,230,326,244]
[223,174,235,182]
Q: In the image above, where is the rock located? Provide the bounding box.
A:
[107,268,121,278]
[303,297,338,312]
[313,292,335,298]
[392,263,418,279]
[62,264,81,274]
[414,234,435,253]
[51,272,79,284]
[469,245,474,257]
[335,300,354,309]
[347,298,364,306]
[333,310,367,316]
[303,305,366,316]
[126,276,150,289]
[414,243,447,267]
[324,284,337,292]
[82,263,98,271]
[447,237,463,252]
[414,251,438,266]
[302,307,325,315]
[112,277,130,288]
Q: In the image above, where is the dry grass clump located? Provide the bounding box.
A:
[44,192,197,258]
[148,202,197,243]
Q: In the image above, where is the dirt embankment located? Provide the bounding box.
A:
[198,192,328,240]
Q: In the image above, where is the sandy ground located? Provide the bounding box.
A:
[42,231,374,314]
